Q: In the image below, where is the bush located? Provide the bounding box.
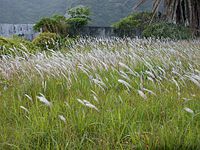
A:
[112,12,155,37]
[142,22,193,39]
[33,15,68,37]
[0,36,39,56]
[32,32,61,50]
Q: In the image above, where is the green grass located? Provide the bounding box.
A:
[0,38,200,149]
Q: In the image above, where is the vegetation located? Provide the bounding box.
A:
[113,11,193,39]
[66,6,91,37]
[0,38,200,149]
[67,6,90,19]
[32,32,61,51]
[142,22,193,39]
[136,0,200,34]
[112,0,200,38]
[0,36,39,56]
[112,12,155,37]
[33,6,90,37]
[0,34,76,55]
[33,15,68,37]
[162,0,200,32]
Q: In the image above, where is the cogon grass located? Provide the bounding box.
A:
[37,93,52,107]
[0,37,200,149]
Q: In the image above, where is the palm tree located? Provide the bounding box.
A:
[135,0,200,33]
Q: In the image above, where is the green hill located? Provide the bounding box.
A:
[0,0,152,26]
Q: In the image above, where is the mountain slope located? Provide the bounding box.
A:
[0,0,152,26]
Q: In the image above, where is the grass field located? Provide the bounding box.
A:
[0,38,200,149]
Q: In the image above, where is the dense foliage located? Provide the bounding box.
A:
[67,6,90,19]
[0,34,76,57]
[33,15,68,37]
[33,6,90,37]
[32,32,61,50]
[0,36,39,56]
[113,12,193,39]
[112,12,155,37]
[66,6,91,37]
[142,22,193,39]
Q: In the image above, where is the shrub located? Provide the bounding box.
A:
[0,36,39,56]
[0,37,14,55]
[142,22,193,39]
[12,36,39,51]
[112,12,155,37]
[33,15,68,37]
[32,32,61,50]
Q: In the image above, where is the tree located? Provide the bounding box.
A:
[33,6,91,37]
[67,5,91,20]
[135,0,200,33]
[66,6,91,36]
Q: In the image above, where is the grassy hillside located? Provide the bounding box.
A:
[0,0,152,26]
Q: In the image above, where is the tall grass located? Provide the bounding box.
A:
[0,37,200,149]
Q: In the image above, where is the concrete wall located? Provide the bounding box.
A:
[80,26,141,37]
[0,24,39,40]
[0,24,142,40]
[80,26,115,37]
